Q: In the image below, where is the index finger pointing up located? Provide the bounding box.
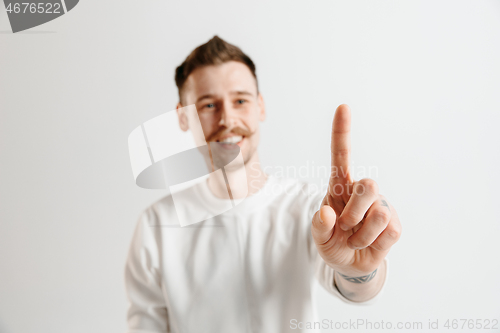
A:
[331,104,352,181]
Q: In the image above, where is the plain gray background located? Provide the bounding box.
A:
[1,1,499,332]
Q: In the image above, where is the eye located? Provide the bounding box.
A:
[236,99,246,105]
[204,103,215,109]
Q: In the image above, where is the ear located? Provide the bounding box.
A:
[176,102,189,132]
[257,93,266,122]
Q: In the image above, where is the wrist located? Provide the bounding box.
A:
[328,263,379,278]
[335,268,378,284]
[333,261,387,302]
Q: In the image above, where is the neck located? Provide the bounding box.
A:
[207,152,267,200]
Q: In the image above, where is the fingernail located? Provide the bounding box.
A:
[340,223,349,231]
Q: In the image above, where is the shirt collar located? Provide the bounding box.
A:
[193,173,278,216]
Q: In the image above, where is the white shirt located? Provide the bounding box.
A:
[125,175,388,333]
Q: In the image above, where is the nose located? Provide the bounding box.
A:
[218,101,237,128]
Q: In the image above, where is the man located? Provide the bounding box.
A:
[125,36,402,333]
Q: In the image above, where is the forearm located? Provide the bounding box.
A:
[333,260,387,303]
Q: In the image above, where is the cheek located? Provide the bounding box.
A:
[198,115,219,134]
[246,128,260,147]
[243,109,261,130]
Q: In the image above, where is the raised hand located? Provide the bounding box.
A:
[311,104,402,279]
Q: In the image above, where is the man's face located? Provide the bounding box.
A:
[177,61,265,165]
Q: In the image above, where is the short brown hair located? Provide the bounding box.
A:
[175,35,258,105]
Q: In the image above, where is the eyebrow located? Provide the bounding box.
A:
[196,90,255,103]
[232,90,254,97]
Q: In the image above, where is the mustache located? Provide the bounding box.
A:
[206,126,254,142]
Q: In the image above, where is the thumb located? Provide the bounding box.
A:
[311,205,337,245]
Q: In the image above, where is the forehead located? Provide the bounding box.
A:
[184,61,257,99]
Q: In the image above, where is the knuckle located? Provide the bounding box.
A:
[386,225,401,241]
[339,210,360,227]
[352,236,370,249]
[357,178,379,195]
[372,209,391,224]
[371,240,387,251]
[334,148,350,157]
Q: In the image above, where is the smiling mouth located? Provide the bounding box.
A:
[216,135,244,144]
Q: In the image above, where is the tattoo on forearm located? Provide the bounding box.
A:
[337,269,378,284]
[381,200,390,211]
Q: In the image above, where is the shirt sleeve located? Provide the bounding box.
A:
[124,208,170,333]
